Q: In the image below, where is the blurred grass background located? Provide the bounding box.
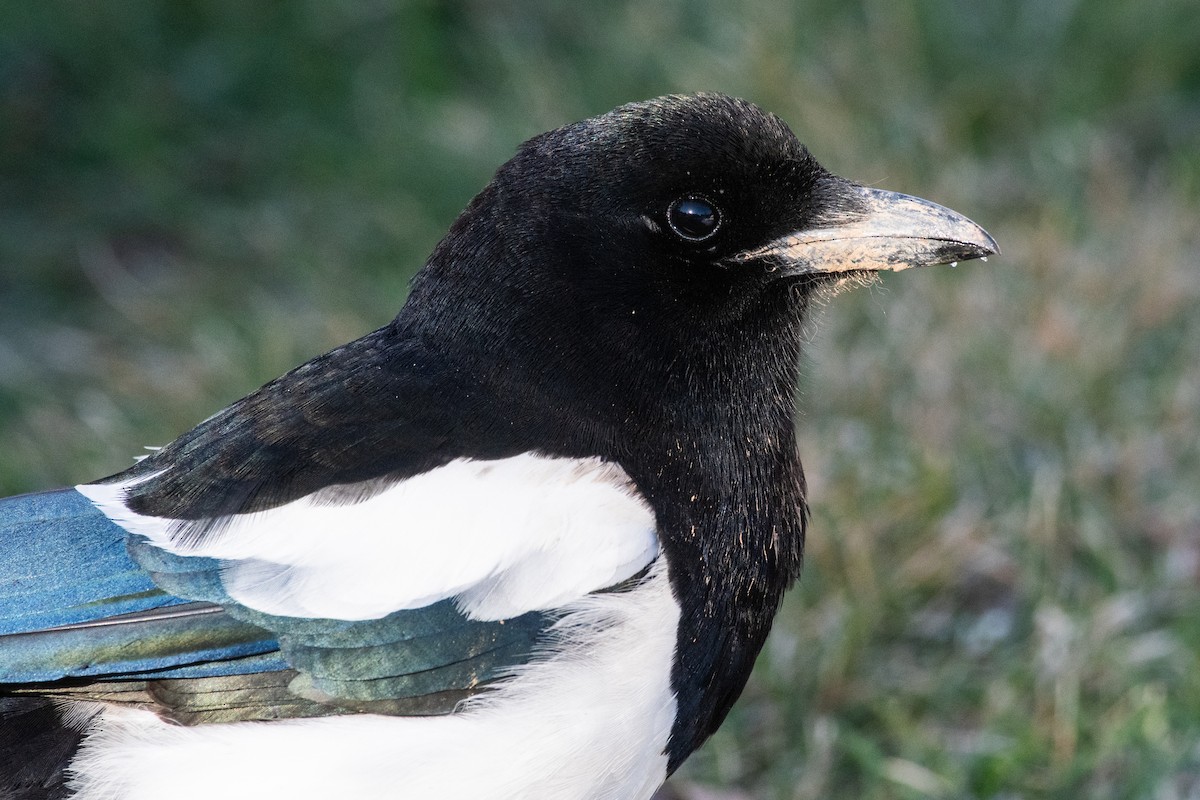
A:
[2,1,1199,797]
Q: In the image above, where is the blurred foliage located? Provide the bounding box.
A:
[2,1,1199,797]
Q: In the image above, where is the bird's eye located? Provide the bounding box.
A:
[667,197,721,242]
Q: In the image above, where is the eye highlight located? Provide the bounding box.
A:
[667,197,721,242]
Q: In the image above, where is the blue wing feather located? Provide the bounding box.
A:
[125,534,550,700]
[0,487,553,712]
[0,489,284,682]
[0,489,184,634]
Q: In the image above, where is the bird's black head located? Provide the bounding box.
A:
[494,94,844,289]
[401,93,995,455]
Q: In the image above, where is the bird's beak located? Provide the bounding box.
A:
[736,185,998,276]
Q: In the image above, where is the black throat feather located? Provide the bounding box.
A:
[604,283,810,771]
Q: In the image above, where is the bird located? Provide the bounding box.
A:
[0,93,996,800]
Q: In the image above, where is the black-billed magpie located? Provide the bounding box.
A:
[0,94,996,800]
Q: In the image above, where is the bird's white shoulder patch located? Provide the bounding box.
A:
[77,454,658,621]
[67,558,680,800]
